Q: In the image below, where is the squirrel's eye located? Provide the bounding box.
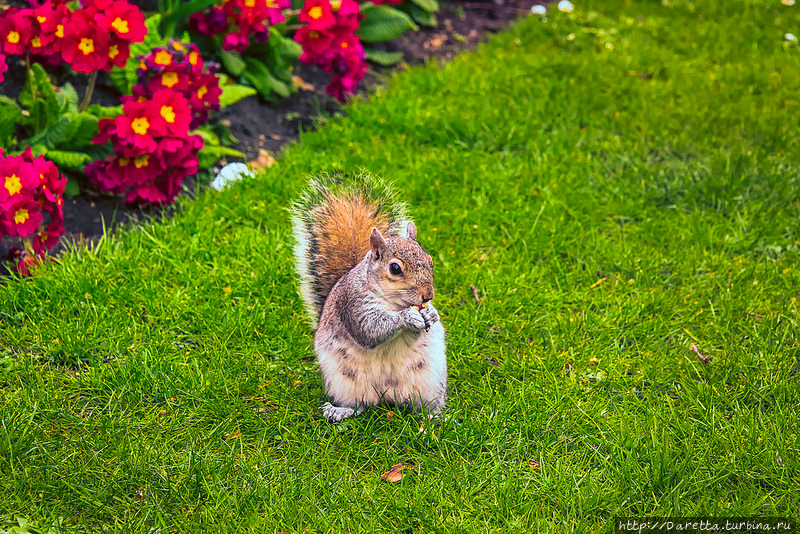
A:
[389,262,402,276]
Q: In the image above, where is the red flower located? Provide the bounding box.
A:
[332,0,361,31]
[296,26,334,64]
[0,53,7,84]
[61,9,110,72]
[0,8,33,56]
[0,198,43,238]
[145,64,191,94]
[299,0,336,31]
[114,99,160,152]
[28,2,70,57]
[222,31,250,52]
[103,1,146,42]
[0,155,39,211]
[151,89,192,137]
[32,218,65,255]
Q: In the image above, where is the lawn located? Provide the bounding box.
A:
[1,0,799,531]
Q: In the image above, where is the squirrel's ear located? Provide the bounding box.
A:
[369,227,386,260]
[405,221,417,241]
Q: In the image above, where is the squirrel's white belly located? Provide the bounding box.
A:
[316,322,447,410]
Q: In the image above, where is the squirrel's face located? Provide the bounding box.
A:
[369,224,435,308]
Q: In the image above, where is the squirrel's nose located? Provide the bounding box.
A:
[421,288,434,304]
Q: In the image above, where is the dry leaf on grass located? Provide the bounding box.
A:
[470,285,481,303]
[527,459,541,471]
[380,464,406,483]
[292,75,315,91]
[691,344,710,365]
[249,149,276,171]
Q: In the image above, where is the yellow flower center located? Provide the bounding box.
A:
[5,174,22,196]
[37,15,47,23]
[197,85,208,99]
[31,36,42,48]
[330,0,341,10]
[14,208,29,225]
[266,0,277,7]
[245,0,255,6]
[162,71,179,88]
[134,155,149,168]
[119,157,130,167]
[161,105,176,123]
[155,50,172,65]
[56,25,64,38]
[173,42,185,51]
[7,31,20,44]
[341,41,348,48]
[109,44,119,59]
[111,17,129,34]
[131,117,149,135]
[78,37,95,55]
[308,6,323,19]
[188,51,199,65]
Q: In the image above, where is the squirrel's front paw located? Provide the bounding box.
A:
[400,308,426,331]
[419,303,439,330]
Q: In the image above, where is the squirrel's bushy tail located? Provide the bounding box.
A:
[291,171,411,328]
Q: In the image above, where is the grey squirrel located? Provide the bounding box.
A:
[291,171,447,422]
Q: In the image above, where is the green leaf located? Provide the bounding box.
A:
[197,146,246,168]
[66,113,100,148]
[191,125,221,147]
[87,104,123,119]
[365,48,405,66]
[58,83,80,114]
[242,58,292,100]
[64,177,81,197]
[221,49,247,77]
[160,0,218,37]
[44,149,91,169]
[19,63,60,131]
[217,74,257,108]
[408,4,437,27]
[407,0,438,13]
[357,5,417,42]
[37,113,80,149]
[275,29,302,64]
[0,96,22,145]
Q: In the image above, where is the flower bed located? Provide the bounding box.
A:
[0,0,531,273]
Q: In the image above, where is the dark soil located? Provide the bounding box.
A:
[1,0,533,263]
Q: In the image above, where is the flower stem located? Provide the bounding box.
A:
[79,71,98,113]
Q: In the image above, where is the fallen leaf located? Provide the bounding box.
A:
[249,149,276,171]
[292,75,315,91]
[470,285,481,303]
[227,430,240,440]
[380,464,406,483]
[385,411,394,419]
[486,356,501,367]
[527,459,541,471]
[691,344,710,365]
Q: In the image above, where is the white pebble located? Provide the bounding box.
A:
[786,32,797,41]
[558,0,574,12]
[531,4,547,15]
[210,162,253,191]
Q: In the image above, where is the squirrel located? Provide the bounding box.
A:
[291,171,447,422]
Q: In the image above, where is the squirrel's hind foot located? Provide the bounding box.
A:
[320,402,364,423]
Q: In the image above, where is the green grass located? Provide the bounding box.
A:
[2,0,800,531]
